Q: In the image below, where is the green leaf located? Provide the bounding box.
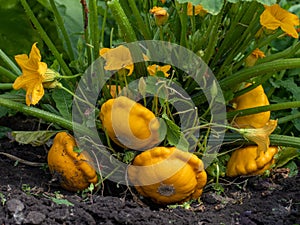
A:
[0,1,42,62]
[50,197,74,206]
[162,113,189,151]
[37,0,83,55]
[52,89,72,121]
[227,0,275,5]
[275,147,300,168]
[11,130,59,146]
[285,161,298,177]
[0,126,11,139]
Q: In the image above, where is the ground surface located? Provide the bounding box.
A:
[0,114,299,225]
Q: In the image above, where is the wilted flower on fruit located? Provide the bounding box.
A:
[260,4,299,38]
[13,43,59,106]
[239,119,277,155]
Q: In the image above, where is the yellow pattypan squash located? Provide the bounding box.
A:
[226,145,278,177]
[47,132,98,191]
[100,96,161,150]
[128,147,207,204]
[231,84,270,128]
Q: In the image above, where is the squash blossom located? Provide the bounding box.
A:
[245,48,265,67]
[260,4,299,39]
[147,64,171,77]
[187,2,207,16]
[13,43,59,106]
[100,45,148,76]
[149,6,169,26]
[128,147,207,204]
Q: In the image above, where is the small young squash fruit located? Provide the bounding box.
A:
[100,96,161,150]
[128,147,207,204]
[226,145,278,177]
[47,132,98,191]
[231,84,270,128]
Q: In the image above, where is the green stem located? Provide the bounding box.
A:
[58,85,95,109]
[0,83,13,90]
[100,4,108,47]
[258,41,300,64]
[226,101,300,119]
[278,112,300,125]
[175,2,188,48]
[20,0,73,76]
[58,73,82,79]
[127,0,151,40]
[0,50,21,75]
[0,66,18,82]
[49,0,75,61]
[202,10,224,63]
[81,0,92,66]
[0,97,95,138]
[222,133,300,149]
[107,0,137,43]
[89,0,100,61]
[220,58,300,91]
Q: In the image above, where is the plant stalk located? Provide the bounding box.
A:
[107,0,137,43]
[226,101,300,119]
[49,0,75,61]
[20,0,73,76]
[220,58,300,91]
[0,50,21,75]
[0,66,18,82]
[0,97,96,138]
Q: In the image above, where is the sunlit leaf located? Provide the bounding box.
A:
[11,130,59,146]
[275,147,300,168]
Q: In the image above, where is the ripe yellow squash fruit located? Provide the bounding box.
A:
[47,132,98,191]
[128,147,207,204]
[231,84,270,128]
[100,96,161,150]
[226,145,278,177]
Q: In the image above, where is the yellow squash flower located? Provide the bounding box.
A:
[187,2,207,16]
[147,64,171,77]
[260,4,300,39]
[245,48,265,67]
[100,45,148,76]
[13,43,56,106]
[149,6,169,26]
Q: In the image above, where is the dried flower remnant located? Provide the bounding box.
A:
[150,6,169,26]
[187,2,207,16]
[147,64,171,77]
[245,48,266,67]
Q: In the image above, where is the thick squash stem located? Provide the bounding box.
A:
[0,97,96,138]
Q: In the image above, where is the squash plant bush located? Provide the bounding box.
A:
[0,0,300,204]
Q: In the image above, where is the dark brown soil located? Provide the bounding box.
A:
[0,114,299,225]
